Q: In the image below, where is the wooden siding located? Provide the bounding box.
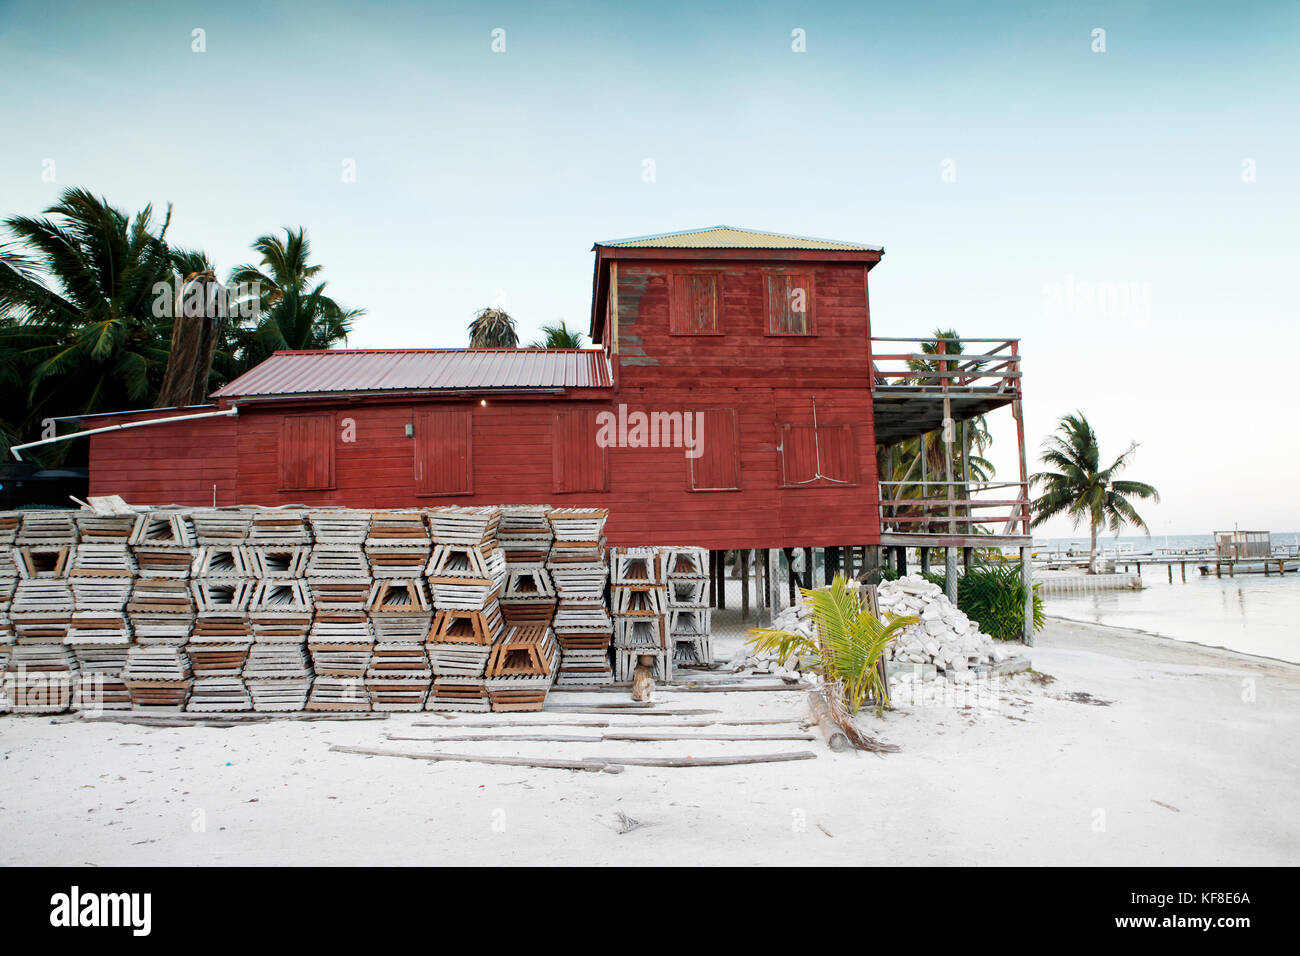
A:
[87,411,239,507]
[85,256,880,548]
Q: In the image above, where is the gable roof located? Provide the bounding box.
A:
[213,348,613,400]
[595,225,882,252]
[589,225,885,343]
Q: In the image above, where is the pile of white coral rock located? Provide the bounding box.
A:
[727,575,1020,680]
[879,575,1017,674]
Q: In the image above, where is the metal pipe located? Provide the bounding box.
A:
[10,407,239,461]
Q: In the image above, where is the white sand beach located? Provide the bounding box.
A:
[2,618,1296,867]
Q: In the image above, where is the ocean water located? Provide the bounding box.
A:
[1045,567,1300,664]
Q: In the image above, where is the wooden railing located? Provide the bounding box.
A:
[878,478,1032,540]
[869,337,1022,393]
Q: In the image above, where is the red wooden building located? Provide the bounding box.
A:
[80,226,1030,566]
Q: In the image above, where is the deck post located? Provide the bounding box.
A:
[740,550,751,622]
[717,551,727,609]
[1020,546,1034,646]
[767,548,781,617]
[862,546,880,586]
[945,547,958,602]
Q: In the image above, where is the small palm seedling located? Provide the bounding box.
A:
[746,574,917,717]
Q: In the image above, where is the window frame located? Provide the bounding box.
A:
[413,406,473,497]
[668,268,725,336]
[688,407,741,492]
[764,269,817,336]
[278,412,336,492]
[777,421,859,489]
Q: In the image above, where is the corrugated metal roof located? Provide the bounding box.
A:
[213,349,613,399]
[596,225,882,252]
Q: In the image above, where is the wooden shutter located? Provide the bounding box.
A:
[690,408,739,490]
[780,422,857,487]
[415,407,472,496]
[670,272,720,334]
[766,271,814,334]
[279,413,334,491]
[553,408,607,493]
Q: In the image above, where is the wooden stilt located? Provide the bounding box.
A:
[740,549,751,623]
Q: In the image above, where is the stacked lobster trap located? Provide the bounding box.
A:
[664,547,712,667]
[548,508,613,685]
[425,507,508,712]
[610,547,670,682]
[0,504,713,716]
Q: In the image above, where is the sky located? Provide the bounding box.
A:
[1,0,1297,536]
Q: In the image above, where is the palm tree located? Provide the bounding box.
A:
[0,188,178,450]
[228,228,361,372]
[468,307,518,348]
[882,329,994,535]
[1031,412,1160,572]
[157,249,229,408]
[528,319,585,349]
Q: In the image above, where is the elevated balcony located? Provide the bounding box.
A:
[871,337,1031,549]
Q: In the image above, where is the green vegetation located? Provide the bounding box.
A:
[921,561,1045,641]
[0,188,359,461]
[527,319,585,349]
[1031,411,1160,572]
[746,574,917,715]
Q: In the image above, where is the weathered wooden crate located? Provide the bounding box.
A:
[611,585,667,617]
[247,510,312,546]
[611,547,665,585]
[664,546,709,580]
[247,676,313,712]
[425,641,492,677]
[306,509,371,544]
[243,643,312,679]
[16,511,78,547]
[14,545,71,579]
[192,545,253,579]
[189,509,253,545]
[548,563,608,600]
[68,612,132,644]
[186,677,252,712]
[130,511,196,549]
[250,579,313,614]
[426,676,490,712]
[428,602,504,646]
[305,675,370,711]
[247,546,310,578]
[191,579,254,614]
[613,616,667,650]
[485,624,559,678]
[185,642,251,676]
[72,512,137,542]
[427,506,501,546]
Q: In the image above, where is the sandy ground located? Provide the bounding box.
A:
[2,618,1297,866]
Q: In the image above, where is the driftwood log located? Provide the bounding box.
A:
[807,689,852,752]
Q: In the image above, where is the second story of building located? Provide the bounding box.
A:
[588,226,884,391]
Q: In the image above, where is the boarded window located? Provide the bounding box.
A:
[669,272,721,334]
[779,422,857,487]
[279,413,334,491]
[690,408,739,490]
[414,407,472,496]
[553,408,607,493]
[766,271,814,334]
